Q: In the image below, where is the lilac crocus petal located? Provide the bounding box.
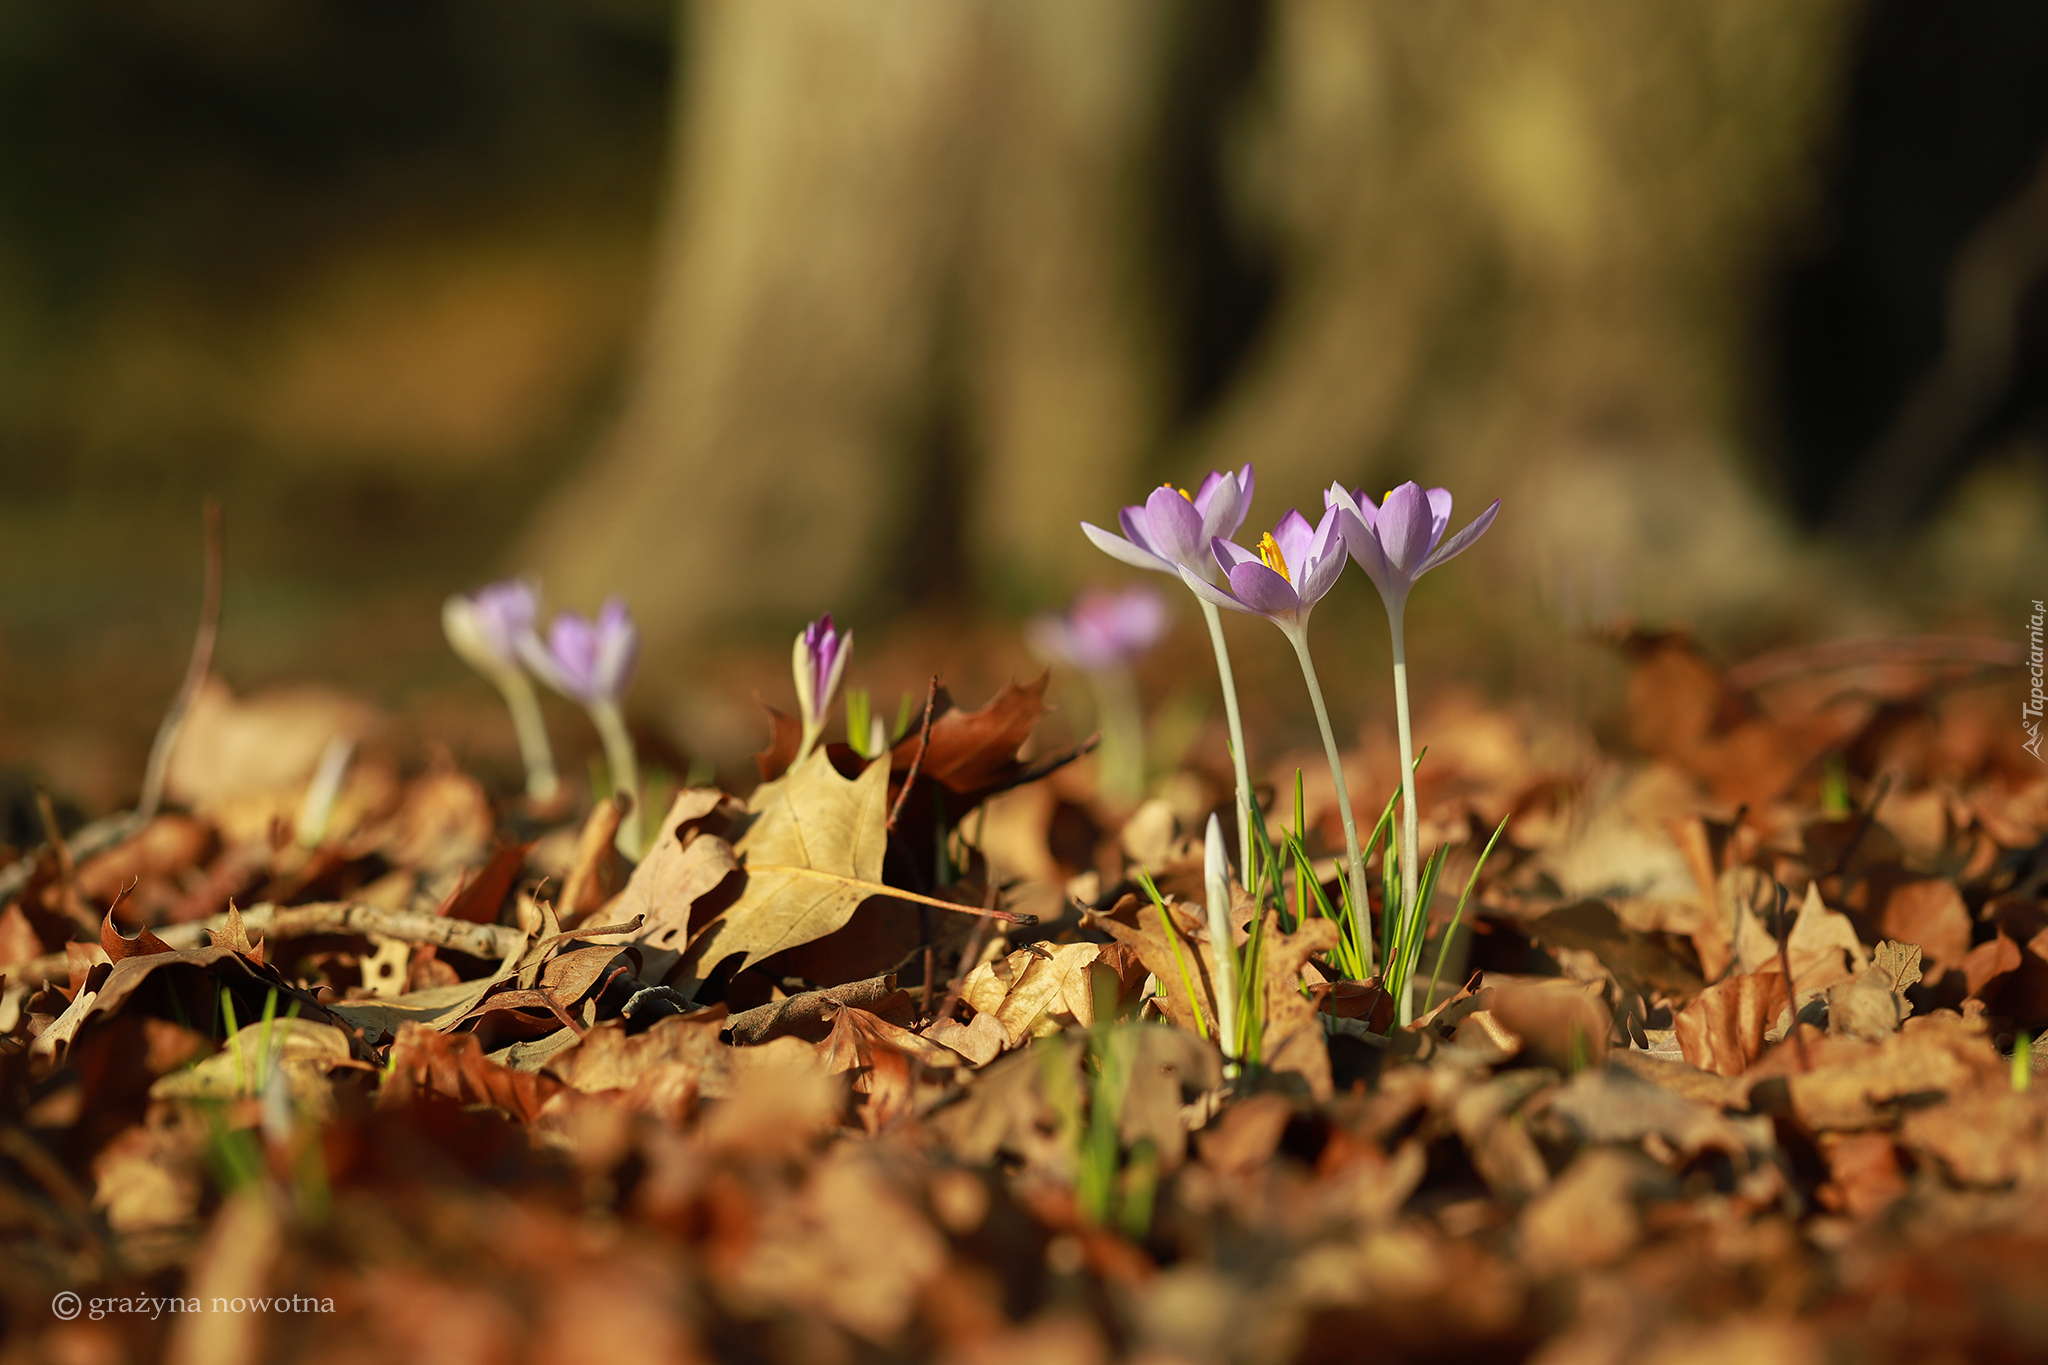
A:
[1425,487,1453,543]
[1224,559,1303,619]
[1081,466,1258,584]
[1270,508,1320,576]
[521,599,638,705]
[1335,479,1499,618]
[1375,482,1439,575]
[1143,485,1208,567]
[1081,519,1173,574]
[1419,497,1500,573]
[1188,503,1345,629]
[1192,464,1254,540]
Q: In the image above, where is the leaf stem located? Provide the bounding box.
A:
[1284,625,1374,977]
[743,866,1037,923]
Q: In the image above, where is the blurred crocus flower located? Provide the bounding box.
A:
[1081,466,1253,583]
[1026,587,1168,807]
[519,599,639,706]
[443,579,558,804]
[1177,505,1347,632]
[1326,482,1499,619]
[792,614,851,765]
[1024,586,1167,673]
[519,598,644,857]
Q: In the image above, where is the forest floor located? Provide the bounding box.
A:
[4,623,2046,1365]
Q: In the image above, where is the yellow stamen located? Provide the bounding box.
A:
[1256,533,1293,584]
[1162,481,1195,503]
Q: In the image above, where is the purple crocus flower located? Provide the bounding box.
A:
[793,613,851,737]
[1025,586,1168,673]
[1326,482,1499,617]
[1177,505,1347,631]
[1081,465,1254,583]
[442,578,537,678]
[519,598,638,706]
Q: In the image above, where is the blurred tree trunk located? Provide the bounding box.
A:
[528,0,1858,673]
[523,0,1171,657]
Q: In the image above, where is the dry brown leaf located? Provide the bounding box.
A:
[1488,977,1611,1073]
[1522,899,1704,999]
[1899,1089,2048,1187]
[683,750,891,976]
[1878,879,1972,969]
[725,974,908,1045]
[1518,1147,1660,1273]
[924,1010,1005,1067]
[440,837,534,924]
[1751,1012,2007,1131]
[961,942,1103,1043]
[545,1008,732,1124]
[1675,970,1789,1077]
[381,1021,563,1123]
[1255,910,1339,1100]
[616,789,745,954]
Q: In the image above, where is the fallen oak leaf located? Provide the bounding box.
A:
[682,750,889,976]
[684,753,1032,983]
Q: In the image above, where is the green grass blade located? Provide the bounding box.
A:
[1423,813,1511,1015]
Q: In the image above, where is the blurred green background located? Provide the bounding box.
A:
[3,0,2046,812]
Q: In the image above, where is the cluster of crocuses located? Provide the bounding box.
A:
[1083,470,1499,1035]
[443,581,644,856]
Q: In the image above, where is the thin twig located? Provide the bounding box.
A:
[32,790,96,937]
[6,901,530,987]
[886,674,940,833]
[139,499,224,823]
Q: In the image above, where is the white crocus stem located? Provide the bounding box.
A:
[1387,609,1421,1025]
[589,699,643,859]
[1283,623,1375,979]
[1203,814,1239,1070]
[1196,597,1256,886]
[1087,664,1145,807]
[498,671,559,804]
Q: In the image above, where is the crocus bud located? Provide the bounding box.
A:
[1204,812,1239,1064]
[792,613,851,764]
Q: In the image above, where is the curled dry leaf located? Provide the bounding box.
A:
[381,1021,563,1124]
[960,942,1107,1044]
[617,789,745,954]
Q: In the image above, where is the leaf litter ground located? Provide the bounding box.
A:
[6,630,2048,1363]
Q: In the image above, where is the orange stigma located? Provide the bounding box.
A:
[1256,533,1293,584]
